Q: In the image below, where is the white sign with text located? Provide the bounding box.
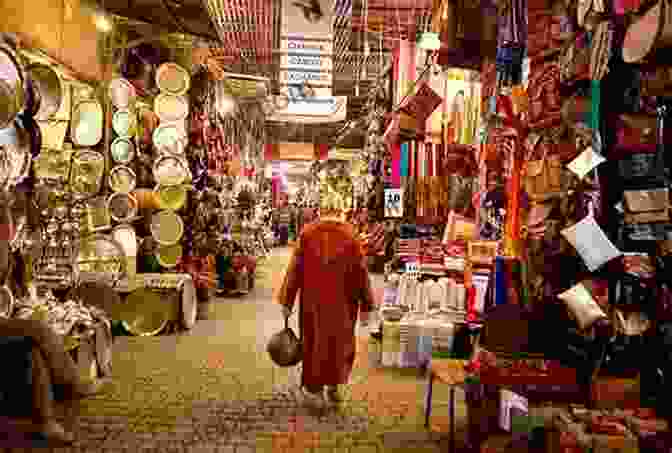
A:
[384,188,404,218]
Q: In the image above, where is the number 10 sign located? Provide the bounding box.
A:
[384,189,404,218]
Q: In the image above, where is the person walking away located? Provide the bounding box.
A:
[275,206,377,406]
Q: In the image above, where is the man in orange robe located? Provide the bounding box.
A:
[275,208,377,405]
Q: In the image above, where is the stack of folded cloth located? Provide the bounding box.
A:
[444,241,467,271]
[398,317,423,368]
[420,240,445,273]
[397,238,421,258]
[432,321,456,359]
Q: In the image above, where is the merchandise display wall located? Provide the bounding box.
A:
[365,0,672,448]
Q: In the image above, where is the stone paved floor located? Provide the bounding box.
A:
[3,247,467,452]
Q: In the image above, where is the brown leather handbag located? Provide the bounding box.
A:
[616,113,657,151]
[524,142,564,201]
[623,188,670,224]
[623,0,672,63]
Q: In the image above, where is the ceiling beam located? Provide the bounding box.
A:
[97,0,219,40]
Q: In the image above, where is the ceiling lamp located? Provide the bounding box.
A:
[418,32,442,50]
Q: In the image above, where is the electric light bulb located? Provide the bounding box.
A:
[94,14,112,33]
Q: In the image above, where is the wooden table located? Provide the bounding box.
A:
[424,359,468,453]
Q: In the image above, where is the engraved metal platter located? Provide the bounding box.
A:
[121,288,169,336]
[26,63,63,121]
[71,99,103,147]
[154,93,188,123]
[109,78,136,110]
[109,165,137,193]
[150,210,184,246]
[70,149,104,197]
[110,137,135,164]
[155,63,190,96]
[153,154,189,185]
[107,192,138,223]
[0,45,24,128]
[152,123,185,155]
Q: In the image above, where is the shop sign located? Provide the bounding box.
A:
[279,35,333,96]
[384,188,404,218]
[280,54,333,71]
[405,262,418,274]
[280,37,333,55]
[266,96,347,123]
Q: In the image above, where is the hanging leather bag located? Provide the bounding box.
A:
[617,105,668,189]
[623,188,670,223]
[622,0,672,64]
[523,142,564,201]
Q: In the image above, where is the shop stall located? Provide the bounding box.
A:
[0,36,115,383]
[365,0,672,450]
[183,69,269,299]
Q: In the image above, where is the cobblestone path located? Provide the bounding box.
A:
[4,248,464,452]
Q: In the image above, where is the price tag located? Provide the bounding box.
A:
[405,261,418,274]
[384,188,404,218]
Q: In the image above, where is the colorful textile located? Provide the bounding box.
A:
[176,255,215,289]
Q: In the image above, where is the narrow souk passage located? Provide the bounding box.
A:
[17,247,466,453]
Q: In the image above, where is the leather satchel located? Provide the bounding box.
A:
[524,150,564,201]
[623,188,670,224]
[616,113,657,152]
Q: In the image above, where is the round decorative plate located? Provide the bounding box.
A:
[112,109,136,137]
[153,154,189,186]
[110,137,135,164]
[108,165,137,193]
[26,64,62,121]
[109,78,136,110]
[155,243,182,268]
[107,192,138,223]
[0,79,18,130]
[154,184,187,210]
[111,224,138,259]
[0,123,31,189]
[71,99,103,147]
[180,277,197,329]
[150,210,184,246]
[70,149,104,196]
[154,93,188,123]
[0,285,14,317]
[121,288,169,337]
[152,123,185,154]
[155,63,190,96]
[0,45,24,104]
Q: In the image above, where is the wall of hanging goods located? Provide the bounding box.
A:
[370,54,484,372]
[0,36,114,383]
[370,0,672,451]
[185,69,270,299]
